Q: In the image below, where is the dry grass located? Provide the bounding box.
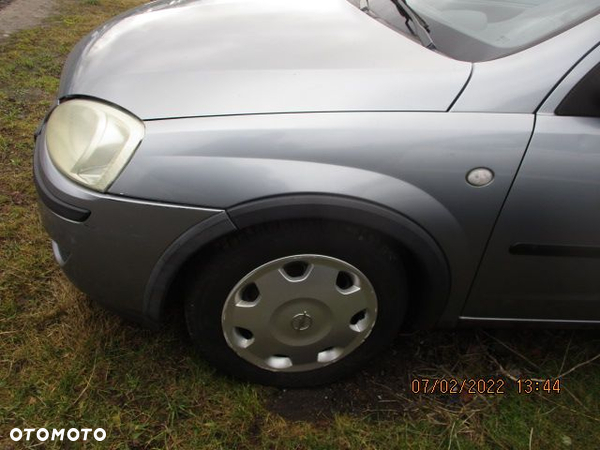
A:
[1,1,600,448]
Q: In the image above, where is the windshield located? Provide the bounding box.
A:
[350,0,600,62]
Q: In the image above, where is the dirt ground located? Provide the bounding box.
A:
[0,0,14,11]
[0,0,55,38]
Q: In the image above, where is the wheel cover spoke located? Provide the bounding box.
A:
[222,255,378,372]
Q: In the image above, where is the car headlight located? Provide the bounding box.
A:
[45,99,145,192]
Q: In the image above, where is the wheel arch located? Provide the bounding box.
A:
[144,194,451,328]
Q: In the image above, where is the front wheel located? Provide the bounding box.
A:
[184,221,407,387]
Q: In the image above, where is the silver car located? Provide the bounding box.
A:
[34,0,600,386]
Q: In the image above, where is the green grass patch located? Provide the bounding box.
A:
[1,1,600,448]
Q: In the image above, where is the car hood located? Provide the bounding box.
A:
[59,0,471,120]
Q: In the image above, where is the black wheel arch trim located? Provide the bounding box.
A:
[228,195,451,328]
[142,212,237,323]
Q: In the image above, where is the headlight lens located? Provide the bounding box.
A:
[45,99,145,192]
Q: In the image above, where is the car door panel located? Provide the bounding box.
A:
[463,49,600,323]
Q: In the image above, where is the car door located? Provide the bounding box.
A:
[461,45,600,324]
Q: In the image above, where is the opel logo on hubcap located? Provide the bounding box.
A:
[291,312,313,331]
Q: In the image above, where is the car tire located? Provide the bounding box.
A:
[184,220,407,387]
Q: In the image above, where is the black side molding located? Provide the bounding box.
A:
[34,174,90,222]
[510,243,600,259]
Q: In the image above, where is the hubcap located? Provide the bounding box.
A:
[221,255,378,372]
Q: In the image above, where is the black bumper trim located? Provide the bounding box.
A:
[34,173,91,222]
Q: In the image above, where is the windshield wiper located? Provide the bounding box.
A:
[361,0,436,50]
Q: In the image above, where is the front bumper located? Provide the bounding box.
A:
[34,126,228,327]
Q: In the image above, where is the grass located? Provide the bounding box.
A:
[1,1,600,448]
